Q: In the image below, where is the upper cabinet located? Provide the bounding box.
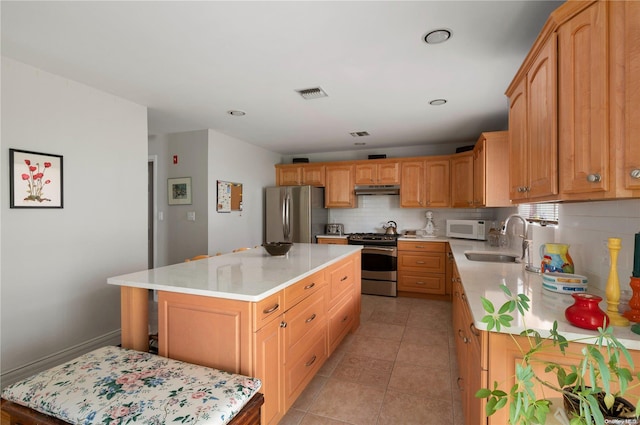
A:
[622,1,640,191]
[506,33,558,203]
[473,131,511,208]
[276,164,325,187]
[450,152,474,208]
[507,0,640,202]
[325,164,356,208]
[400,157,450,208]
[558,1,608,195]
[354,161,400,185]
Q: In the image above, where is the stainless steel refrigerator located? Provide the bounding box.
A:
[264,186,328,243]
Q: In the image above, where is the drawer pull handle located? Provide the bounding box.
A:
[631,169,640,179]
[304,282,316,290]
[305,355,317,367]
[263,303,280,314]
[306,313,317,323]
[416,261,425,264]
[416,281,425,285]
[415,245,425,248]
[280,321,287,328]
[340,276,348,282]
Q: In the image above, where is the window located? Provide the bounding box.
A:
[517,203,559,225]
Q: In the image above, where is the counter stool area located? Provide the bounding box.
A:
[1,346,263,425]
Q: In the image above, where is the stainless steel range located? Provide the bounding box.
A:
[348,233,398,297]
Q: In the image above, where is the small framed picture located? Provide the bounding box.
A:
[10,149,64,208]
[168,177,192,205]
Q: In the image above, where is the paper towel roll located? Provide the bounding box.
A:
[530,225,556,264]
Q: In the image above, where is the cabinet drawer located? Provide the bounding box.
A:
[284,270,325,311]
[316,237,348,245]
[328,294,354,354]
[328,258,355,302]
[398,252,445,272]
[283,289,326,355]
[398,241,446,252]
[253,291,283,331]
[398,272,446,294]
[285,327,327,408]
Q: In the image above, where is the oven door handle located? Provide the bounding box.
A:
[361,246,397,254]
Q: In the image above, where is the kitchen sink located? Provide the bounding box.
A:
[464,251,519,263]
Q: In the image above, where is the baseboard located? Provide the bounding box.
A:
[1,330,121,388]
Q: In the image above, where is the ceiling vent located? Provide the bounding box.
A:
[350,131,370,137]
[296,87,328,100]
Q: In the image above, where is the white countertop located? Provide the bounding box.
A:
[448,238,640,350]
[107,243,362,302]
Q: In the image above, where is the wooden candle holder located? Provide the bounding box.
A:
[623,277,640,323]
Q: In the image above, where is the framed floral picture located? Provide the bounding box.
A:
[168,177,192,205]
[10,149,63,208]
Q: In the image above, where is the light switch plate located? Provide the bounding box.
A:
[187,211,196,221]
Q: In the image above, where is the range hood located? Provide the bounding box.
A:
[354,185,401,196]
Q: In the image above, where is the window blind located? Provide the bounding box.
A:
[517,203,559,225]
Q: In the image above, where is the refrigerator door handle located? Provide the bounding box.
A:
[283,192,291,240]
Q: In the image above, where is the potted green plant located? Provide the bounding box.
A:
[476,284,640,425]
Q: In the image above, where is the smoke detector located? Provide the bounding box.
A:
[296,87,328,100]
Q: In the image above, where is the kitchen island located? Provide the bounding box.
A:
[107,243,362,425]
[447,238,640,425]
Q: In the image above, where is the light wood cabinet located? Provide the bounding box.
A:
[398,241,446,295]
[452,270,487,425]
[316,237,348,245]
[355,161,400,185]
[621,1,640,192]
[400,157,450,208]
[558,1,608,195]
[157,252,360,425]
[424,157,450,207]
[276,164,325,187]
[507,32,558,203]
[400,160,425,208]
[450,152,474,208]
[325,164,356,208]
[507,0,640,202]
[472,132,510,207]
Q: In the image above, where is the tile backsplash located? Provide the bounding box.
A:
[329,197,640,293]
[328,195,499,235]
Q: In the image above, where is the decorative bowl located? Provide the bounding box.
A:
[263,242,293,256]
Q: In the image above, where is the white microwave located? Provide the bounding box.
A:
[446,219,487,241]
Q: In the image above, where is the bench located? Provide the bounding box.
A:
[1,346,263,425]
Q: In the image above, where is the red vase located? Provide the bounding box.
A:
[565,293,609,330]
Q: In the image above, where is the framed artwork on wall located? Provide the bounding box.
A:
[168,177,192,205]
[9,148,64,208]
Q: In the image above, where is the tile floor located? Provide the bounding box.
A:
[278,294,465,425]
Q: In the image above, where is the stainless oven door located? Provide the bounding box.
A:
[361,246,397,296]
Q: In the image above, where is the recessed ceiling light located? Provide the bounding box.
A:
[227,110,246,116]
[424,29,452,44]
[429,99,447,106]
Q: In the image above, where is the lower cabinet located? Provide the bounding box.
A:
[316,236,348,245]
[452,270,487,425]
[398,241,446,295]
[158,252,361,425]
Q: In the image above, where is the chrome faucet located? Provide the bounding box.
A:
[501,214,528,261]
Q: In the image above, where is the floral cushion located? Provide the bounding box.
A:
[1,346,262,425]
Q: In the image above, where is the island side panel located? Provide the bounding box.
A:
[120,287,149,351]
[157,291,253,376]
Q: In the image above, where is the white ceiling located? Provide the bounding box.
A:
[1,1,562,155]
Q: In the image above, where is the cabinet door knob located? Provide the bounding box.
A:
[280,321,287,328]
[630,169,640,179]
[586,173,602,183]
